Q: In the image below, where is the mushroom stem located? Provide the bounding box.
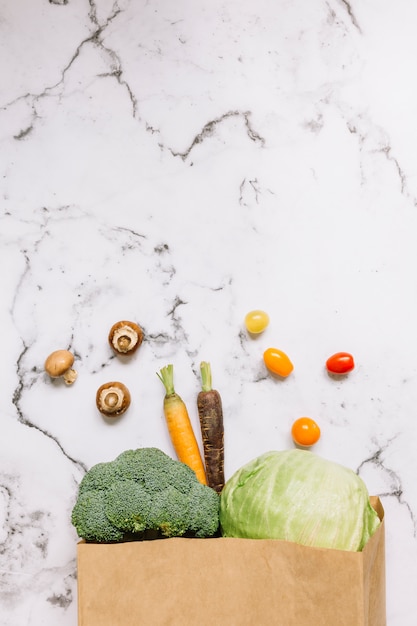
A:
[99,387,124,414]
[112,327,138,353]
[63,369,78,385]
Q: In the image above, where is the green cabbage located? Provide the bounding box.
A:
[219,449,380,551]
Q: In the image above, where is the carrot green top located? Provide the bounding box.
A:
[157,364,176,396]
[200,361,213,393]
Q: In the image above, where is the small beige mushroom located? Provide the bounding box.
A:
[96,381,131,417]
[108,320,144,355]
[44,350,77,385]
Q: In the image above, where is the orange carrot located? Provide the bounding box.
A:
[197,361,225,494]
[157,364,207,485]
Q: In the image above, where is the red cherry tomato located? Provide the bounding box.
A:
[263,348,294,377]
[291,417,321,447]
[326,352,354,374]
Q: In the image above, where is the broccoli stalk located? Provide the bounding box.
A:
[71,447,220,543]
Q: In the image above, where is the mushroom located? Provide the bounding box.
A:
[108,320,144,355]
[44,349,78,385]
[96,381,131,417]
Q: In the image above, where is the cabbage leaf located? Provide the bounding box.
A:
[219,449,380,551]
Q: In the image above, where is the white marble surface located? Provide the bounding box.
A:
[1,0,416,623]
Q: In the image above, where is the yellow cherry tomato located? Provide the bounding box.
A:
[245,310,270,334]
[263,347,293,377]
[291,417,321,447]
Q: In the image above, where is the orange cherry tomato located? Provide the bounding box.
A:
[291,417,321,447]
[245,310,270,334]
[263,348,293,377]
[326,352,355,374]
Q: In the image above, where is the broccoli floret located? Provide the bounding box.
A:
[114,448,171,482]
[71,447,220,543]
[78,461,118,495]
[71,490,124,542]
[105,480,153,533]
[187,483,222,538]
[147,486,190,537]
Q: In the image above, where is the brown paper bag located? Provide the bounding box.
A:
[77,496,385,626]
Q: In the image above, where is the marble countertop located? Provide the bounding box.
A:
[1,1,416,623]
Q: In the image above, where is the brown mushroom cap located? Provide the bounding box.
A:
[44,350,77,384]
[108,320,143,355]
[96,381,131,417]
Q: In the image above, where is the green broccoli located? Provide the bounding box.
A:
[71,490,124,542]
[105,480,153,534]
[71,447,220,542]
